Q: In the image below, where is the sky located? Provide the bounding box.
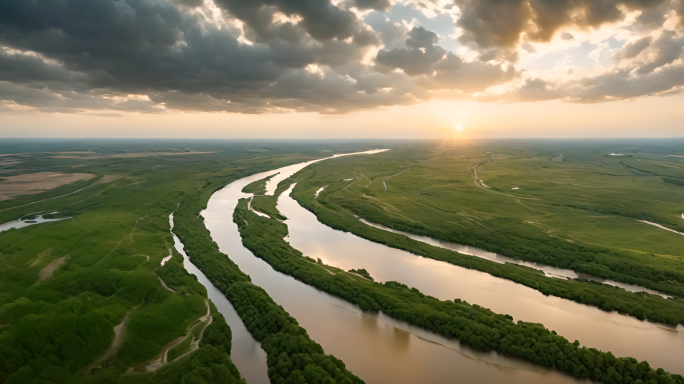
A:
[1,0,683,138]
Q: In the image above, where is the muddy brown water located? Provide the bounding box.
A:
[277,184,684,376]
[190,152,682,383]
[170,211,269,384]
[355,218,669,298]
[199,152,590,384]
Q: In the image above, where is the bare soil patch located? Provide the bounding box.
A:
[99,175,122,183]
[30,248,52,267]
[85,308,137,375]
[37,255,68,282]
[0,172,95,201]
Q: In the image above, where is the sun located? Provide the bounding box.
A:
[455,124,462,131]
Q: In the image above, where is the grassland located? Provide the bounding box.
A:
[171,162,366,384]
[5,138,684,383]
[0,141,256,383]
[233,186,684,384]
[0,139,377,384]
[284,140,684,324]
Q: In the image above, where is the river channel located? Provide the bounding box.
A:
[200,152,589,384]
[169,211,270,384]
[191,151,682,383]
[279,185,684,375]
[356,218,670,298]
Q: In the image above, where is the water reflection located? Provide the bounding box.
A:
[201,153,587,384]
[169,211,269,384]
[279,185,684,375]
[0,213,68,233]
[264,150,388,195]
[358,218,670,298]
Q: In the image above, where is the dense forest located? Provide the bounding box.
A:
[250,195,287,221]
[0,226,245,384]
[0,147,250,384]
[172,179,364,384]
[233,197,684,384]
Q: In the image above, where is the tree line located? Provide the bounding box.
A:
[173,196,364,384]
[234,198,684,384]
[290,183,684,326]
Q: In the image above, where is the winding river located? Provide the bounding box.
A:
[356,218,670,298]
[278,185,684,375]
[169,211,269,384]
[179,151,683,383]
[199,152,586,384]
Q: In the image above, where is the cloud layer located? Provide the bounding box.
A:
[0,0,683,114]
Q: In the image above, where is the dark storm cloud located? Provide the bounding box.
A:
[376,45,446,75]
[635,32,684,74]
[405,27,439,48]
[175,0,204,8]
[619,37,651,60]
[351,0,392,11]
[0,0,403,113]
[214,0,364,42]
[456,0,531,49]
[0,0,682,114]
[375,27,446,75]
[0,49,78,87]
[455,0,670,50]
[425,54,519,92]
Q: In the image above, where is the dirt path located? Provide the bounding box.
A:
[100,219,140,263]
[471,160,536,200]
[385,166,413,178]
[154,269,176,293]
[30,248,52,266]
[85,308,136,375]
[638,220,684,236]
[37,255,68,282]
[131,300,213,374]
[166,306,213,363]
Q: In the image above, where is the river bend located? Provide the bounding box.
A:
[191,152,682,383]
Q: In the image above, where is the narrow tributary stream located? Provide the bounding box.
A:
[356,218,670,298]
[279,186,684,376]
[169,211,269,384]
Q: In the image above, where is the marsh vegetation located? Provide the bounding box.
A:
[0,140,373,384]
[4,139,684,384]
[233,189,684,384]
[287,141,684,325]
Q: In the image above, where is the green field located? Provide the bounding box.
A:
[0,139,374,384]
[235,188,684,384]
[285,140,684,324]
[4,139,684,384]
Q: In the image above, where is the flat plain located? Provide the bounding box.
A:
[3,139,684,384]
